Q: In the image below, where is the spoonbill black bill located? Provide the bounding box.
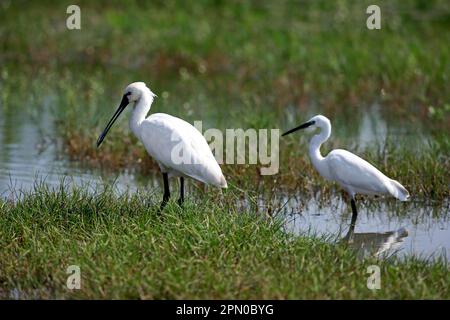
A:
[282,115,409,227]
[97,82,227,210]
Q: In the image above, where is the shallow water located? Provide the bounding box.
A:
[0,98,448,261]
[0,102,148,199]
[281,196,449,260]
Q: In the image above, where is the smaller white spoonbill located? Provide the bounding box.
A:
[97,82,227,210]
[282,115,409,226]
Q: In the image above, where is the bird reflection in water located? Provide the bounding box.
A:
[343,222,409,259]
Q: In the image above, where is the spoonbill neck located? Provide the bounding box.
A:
[308,122,331,173]
[129,90,154,137]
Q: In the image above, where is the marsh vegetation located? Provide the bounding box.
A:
[0,0,449,298]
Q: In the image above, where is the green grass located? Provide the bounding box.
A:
[0,185,449,299]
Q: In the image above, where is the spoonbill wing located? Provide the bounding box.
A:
[139,113,227,188]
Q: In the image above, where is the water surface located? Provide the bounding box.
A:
[281,196,449,260]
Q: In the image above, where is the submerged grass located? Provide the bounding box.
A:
[0,185,449,299]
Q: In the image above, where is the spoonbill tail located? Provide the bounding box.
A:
[282,115,409,227]
[97,82,227,210]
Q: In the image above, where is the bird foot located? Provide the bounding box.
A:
[159,198,169,213]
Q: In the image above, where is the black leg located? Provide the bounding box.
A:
[160,172,170,211]
[343,198,358,242]
[178,177,184,207]
[350,198,358,228]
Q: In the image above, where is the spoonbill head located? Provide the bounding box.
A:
[282,114,409,227]
[97,82,227,211]
[96,82,156,148]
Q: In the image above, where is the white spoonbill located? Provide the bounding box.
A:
[97,82,227,210]
[282,115,409,226]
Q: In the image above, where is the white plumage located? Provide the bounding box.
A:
[139,113,226,187]
[97,82,226,210]
[326,149,409,201]
[283,114,409,226]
